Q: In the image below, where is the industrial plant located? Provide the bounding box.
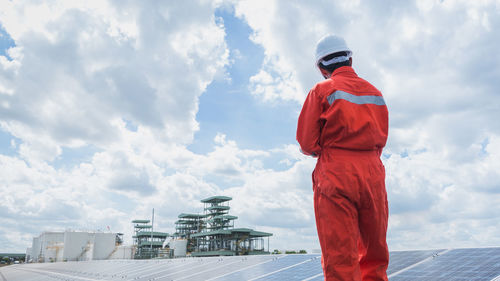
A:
[173,195,272,257]
[132,195,272,259]
[25,195,272,263]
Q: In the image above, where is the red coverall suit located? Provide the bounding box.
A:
[297,66,389,281]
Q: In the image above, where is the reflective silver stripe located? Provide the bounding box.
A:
[327,90,386,106]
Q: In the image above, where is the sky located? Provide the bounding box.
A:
[0,0,499,253]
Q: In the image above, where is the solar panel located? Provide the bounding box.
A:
[387,249,445,275]
[389,247,500,281]
[211,254,320,281]
[248,255,322,281]
[1,248,499,281]
[187,255,279,280]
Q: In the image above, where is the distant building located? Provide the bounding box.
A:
[27,231,133,263]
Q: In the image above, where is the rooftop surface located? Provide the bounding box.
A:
[1,247,499,280]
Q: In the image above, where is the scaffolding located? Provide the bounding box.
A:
[203,196,236,230]
[182,196,272,257]
[131,219,169,259]
[174,213,206,253]
[174,213,206,237]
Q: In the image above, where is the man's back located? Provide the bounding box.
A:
[297,66,388,156]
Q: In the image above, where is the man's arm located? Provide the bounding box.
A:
[297,89,322,157]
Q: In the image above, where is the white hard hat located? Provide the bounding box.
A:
[315,34,352,67]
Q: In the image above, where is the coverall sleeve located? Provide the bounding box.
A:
[297,88,323,157]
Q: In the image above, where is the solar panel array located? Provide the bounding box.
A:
[1,247,499,281]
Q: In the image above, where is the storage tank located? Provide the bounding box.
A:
[93,233,116,260]
[28,231,130,262]
[109,245,134,259]
[39,232,64,262]
[44,242,63,262]
[63,232,91,261]
[31,237,40,262]
[169,239,188,257]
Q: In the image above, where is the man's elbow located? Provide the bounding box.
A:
[296,132,320,157]
[299,144,320,157]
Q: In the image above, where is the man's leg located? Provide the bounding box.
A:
[358,161,389,281]
[314,191,361,281]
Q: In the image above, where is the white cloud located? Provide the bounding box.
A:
[384,134,500,249]
[233,0,324,103]
[1,0,499,254]
[0,0,229,163]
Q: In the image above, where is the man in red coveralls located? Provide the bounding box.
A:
[297,34,389,281]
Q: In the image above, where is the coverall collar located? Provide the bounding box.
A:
[329,66,357,78]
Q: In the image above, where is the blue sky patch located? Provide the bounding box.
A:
[0,128,19,156]
[189,8,300,156]
[53,145,101,169]
[0,24,15,60]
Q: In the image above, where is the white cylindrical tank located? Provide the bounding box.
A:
[63,232,91,261]
[39,232,64,262]
[31,237,40,262]
[93,233,116,260]
[25,247,32,263]
[109,245,134,259]
[170,239,188,257]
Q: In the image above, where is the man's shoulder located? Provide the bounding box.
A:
[334,72,381,95]
[353,76,382,95]
[311,79,336,96]
[309,72,382,97]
